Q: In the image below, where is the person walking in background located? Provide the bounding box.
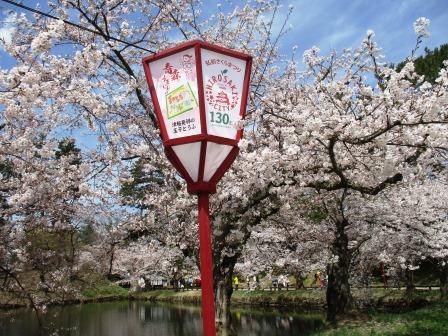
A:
[314,271,323,288]
[233,276,239,290]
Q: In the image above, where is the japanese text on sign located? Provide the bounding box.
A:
[149,48,201,139]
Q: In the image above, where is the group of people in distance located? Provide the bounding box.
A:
[232,271,327,290]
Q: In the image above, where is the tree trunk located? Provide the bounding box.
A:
[107,242,117,280]
[405,268,415,301]
[440,263,448,300]
[215,271,234,336]
[173,277,179,292]
[295,274,305,289]
[326,219,352,323]
[380,262,388,288]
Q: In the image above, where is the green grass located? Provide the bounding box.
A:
[312,301,448,336]
[131,288,326,307]
[351,287,441,302]
[130,287,439,308]
[81,281,129,299]
[231,287,440,308]
[231,288,325,307]
[134,289,202,302]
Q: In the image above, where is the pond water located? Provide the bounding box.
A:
[0,301,324,336]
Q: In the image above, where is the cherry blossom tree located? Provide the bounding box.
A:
[356,180,448,298]
[1,0,447,332]
[1,1,291,332]
[245,17,448,321]
[234,200,331,289]
[0,131,94,316]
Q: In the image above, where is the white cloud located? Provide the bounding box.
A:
[0,11,16,51]
[0,26,14,50]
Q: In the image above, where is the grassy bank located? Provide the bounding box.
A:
[0,281,130,308]
[133,288,325,308]
[0,283,442,310]
[81,281,130,300]
[313,301,448,336]
[133,287,441,309]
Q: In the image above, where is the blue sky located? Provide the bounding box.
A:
[1,0,447,69]
[280,0,448,63]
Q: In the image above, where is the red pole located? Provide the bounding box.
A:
[198,192,217,336]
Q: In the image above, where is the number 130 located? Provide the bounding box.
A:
[210,112,230,125]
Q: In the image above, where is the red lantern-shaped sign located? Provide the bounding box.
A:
[142,40,252,336]
[142,40,252,194]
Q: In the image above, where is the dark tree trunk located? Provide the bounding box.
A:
[326,219,352,323]
[215,272,234,336]
[39,271,49,294]
[295,274,305,289]
[173,277,179,292]
[440,263,448,300]
[107,243,116,279]
[68,230,76,267]
[405,268,415,301]
[380,262,388,288]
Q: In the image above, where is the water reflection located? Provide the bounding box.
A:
[0,301,324,336]
[232,307,323,336]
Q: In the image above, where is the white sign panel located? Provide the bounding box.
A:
[150,48,201,139]
[201,49,247,140]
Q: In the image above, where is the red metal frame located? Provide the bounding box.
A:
[142,54,169,142]
[237,57,253,140]
[195,44,208,136]
[164,135,238,147]
[165,147,194,184]
[209,147,240,186]
[142,39,252,64]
